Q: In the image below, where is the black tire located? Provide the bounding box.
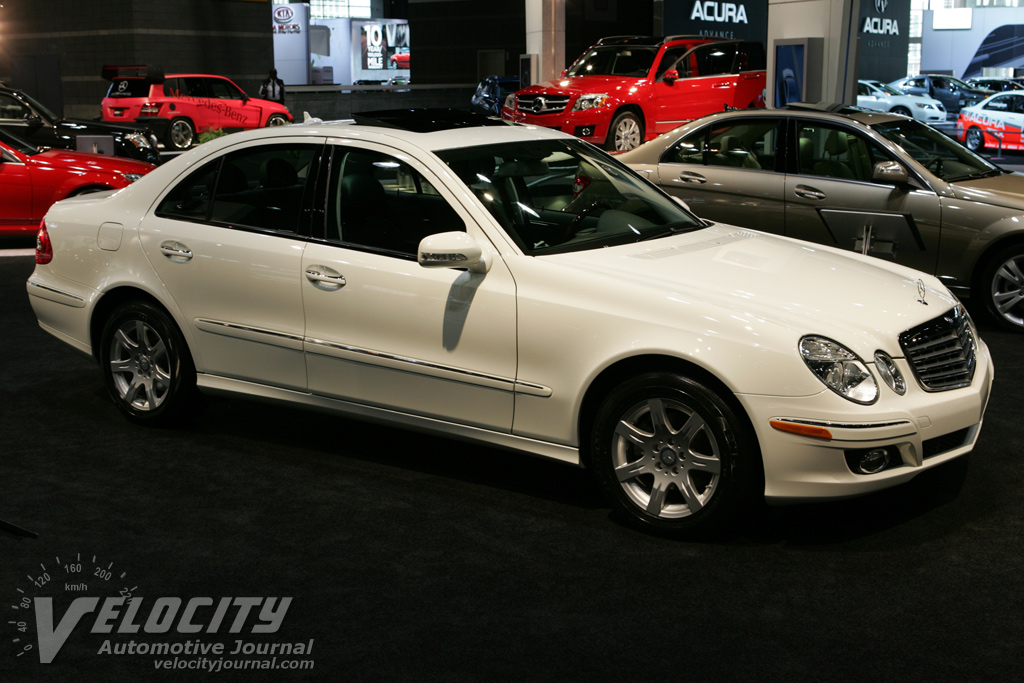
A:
[964,126,985,153]
[978,243,1024,331]
[167,117,195,150]
[588,372,760,538]
[890,106,911,117]
[605,111,643,152]
[100,301,198,426]
[266,113,289,127]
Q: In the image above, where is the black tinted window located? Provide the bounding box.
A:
[106,79,151,98]
[694,44,737,77]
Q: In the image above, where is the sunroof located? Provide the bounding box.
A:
[352,108,511,133]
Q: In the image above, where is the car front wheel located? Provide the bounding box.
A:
[266,113,289,127]
[589,372,760,538]
[890,106,911,117]
[980,243,1024,331]
[606,111,643,152]
[100,301,198,425]
[167,118,195,150]
[965,127,985,152]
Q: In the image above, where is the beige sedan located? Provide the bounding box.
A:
[619,104,1024,331]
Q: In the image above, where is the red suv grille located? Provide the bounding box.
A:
[516,95,572,115]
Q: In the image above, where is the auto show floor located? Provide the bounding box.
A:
[1,252,1023,682]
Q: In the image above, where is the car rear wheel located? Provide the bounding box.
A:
[606,111,643,152]
[100,301,198,426]
[979,243,1024,331]
[890,106,911,117]
[266,113,289,127]
[589,372,760,538]
[965,127,985,152]
[167,117,195,150]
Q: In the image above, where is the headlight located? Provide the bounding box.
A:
[873,351,906,395]
[799,336,878,404]
[125,132,153,150]
[572,93,610,111]
[122,173,145,183]
[503,94,516,111]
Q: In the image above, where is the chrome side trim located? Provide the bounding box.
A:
[305,338,553,397]
[196,374,578,465]
[194,318,304,351]
[26,279,85,302]
[772,417,914,431]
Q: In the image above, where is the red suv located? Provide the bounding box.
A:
[100,66,292,151]
[501,36,766,151]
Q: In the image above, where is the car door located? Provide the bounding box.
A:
[930,77,962,113]
[785,119,941,275]
[652,116,787,230]
[648,45,702,134]
[1003,94,1024,149]
[138,138,322,390]
[301,141,518,431]
[205,77,262,130]
[0,144,34,231]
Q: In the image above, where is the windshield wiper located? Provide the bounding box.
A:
[948,168,1005,182]
[636,221,705,242]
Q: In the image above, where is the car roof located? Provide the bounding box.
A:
[687,102,908,128]
[593,35,725,48]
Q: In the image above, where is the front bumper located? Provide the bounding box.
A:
[739,343,994,503]
[502,108,611,146]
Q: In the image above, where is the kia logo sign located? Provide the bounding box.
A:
[274,6,294,22]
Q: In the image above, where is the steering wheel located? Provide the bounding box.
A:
[566,201,614,237]
[923,156,944,175]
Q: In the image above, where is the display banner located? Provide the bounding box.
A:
[272,3,311,85]
[664,0,768,44]
[857,0,910,84]
[351,19,409,83]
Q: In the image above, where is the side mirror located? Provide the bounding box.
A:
[418,232,489,274]
[663,69,679,84]
[25,114,43,128]
[872,160,908,185]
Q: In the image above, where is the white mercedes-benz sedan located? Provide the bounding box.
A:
[26,109,994,537]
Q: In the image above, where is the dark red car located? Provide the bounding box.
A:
[0,128,154,235]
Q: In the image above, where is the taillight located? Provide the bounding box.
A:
[36,221,53,265]
[140,103,160,116]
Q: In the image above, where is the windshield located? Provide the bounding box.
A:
[565,46,657,78]
[15,89,60,122]
[870,118,999,181]
[0,127,41,155]
[437,139,703,255]
[874,83,902,96]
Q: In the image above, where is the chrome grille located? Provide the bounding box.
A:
[516,95,571,115]
[899,306,976,392]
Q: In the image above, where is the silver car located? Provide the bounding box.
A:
[619,105,1024,331]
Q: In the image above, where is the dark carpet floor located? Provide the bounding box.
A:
[1,251,1022,682]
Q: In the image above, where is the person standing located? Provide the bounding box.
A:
[259,68,285,105]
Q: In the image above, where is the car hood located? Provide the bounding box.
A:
[28,149,155,175]
[56,118,153,136]
[949,172,1024,211]
[519,75,645,96]
[544,225,953,354]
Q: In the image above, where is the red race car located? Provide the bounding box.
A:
[0,128,154,235]
[101,65,292,151]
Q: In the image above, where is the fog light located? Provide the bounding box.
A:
[845,447,897,475]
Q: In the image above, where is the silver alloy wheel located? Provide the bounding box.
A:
[891,106,911,117]
[612,396,722,519]
[613,116,641,151]
[965,127,984,152]
[267,114,288,126]
[991,251,1024,328]
[108,319,172,412]
[169,119,194,150]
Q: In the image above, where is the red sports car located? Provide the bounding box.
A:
[0,128,155,235]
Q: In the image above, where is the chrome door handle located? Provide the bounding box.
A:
[159,241,192,263]
[794,185,826,201]
[677,171,707,184]
[305,267,346,288]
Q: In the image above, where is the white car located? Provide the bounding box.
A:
[26,110,993,538]
[857,80,947,124]
[957,91,1024,152]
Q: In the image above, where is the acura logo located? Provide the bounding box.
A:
[875,0,888,13]
[531,97,546,113]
